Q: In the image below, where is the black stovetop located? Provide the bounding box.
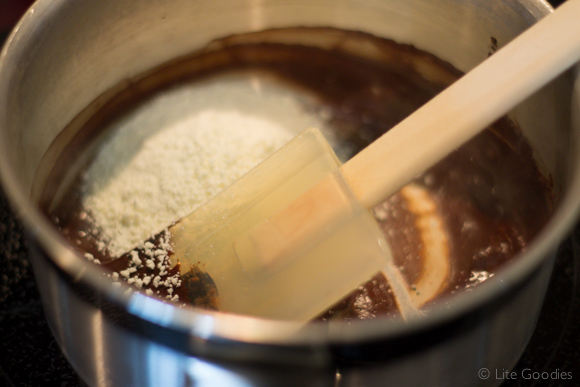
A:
[0,1,578,385]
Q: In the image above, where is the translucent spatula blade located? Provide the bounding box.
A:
[169,128,389,321]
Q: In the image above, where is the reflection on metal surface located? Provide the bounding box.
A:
[400,184,450,308]
[186,359,253,387]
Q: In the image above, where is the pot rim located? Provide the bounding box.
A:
[0,0,576,348]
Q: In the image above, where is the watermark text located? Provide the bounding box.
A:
[478,368,572,382]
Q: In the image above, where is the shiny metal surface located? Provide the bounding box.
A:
[0,0,579,386]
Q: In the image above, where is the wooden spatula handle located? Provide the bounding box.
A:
[341,0,580,209]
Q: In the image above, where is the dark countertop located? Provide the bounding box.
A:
[0,0,578,386]
[0,191,81,386]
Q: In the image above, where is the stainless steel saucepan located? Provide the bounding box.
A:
[0,0,579,386]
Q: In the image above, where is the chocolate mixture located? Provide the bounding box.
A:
[43,28,553,320]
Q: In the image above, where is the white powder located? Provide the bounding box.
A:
[82,73,328,257]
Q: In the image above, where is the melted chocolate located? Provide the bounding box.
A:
[44,27,552,320]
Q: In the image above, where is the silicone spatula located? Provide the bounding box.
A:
[169,0,580,321]
[170,128,419,320]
